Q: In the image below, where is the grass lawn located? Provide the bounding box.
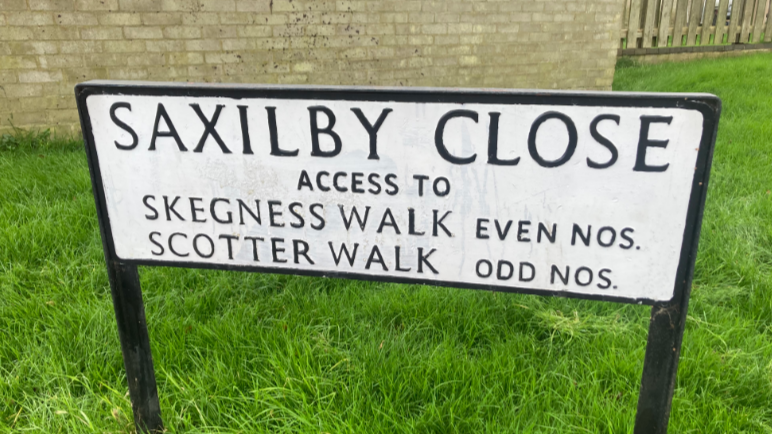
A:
[2,53,772,433]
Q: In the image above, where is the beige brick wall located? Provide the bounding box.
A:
[0,0,623,134]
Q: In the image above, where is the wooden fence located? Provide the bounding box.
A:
[622,0,772,48]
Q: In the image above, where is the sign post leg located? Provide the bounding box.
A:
[633,297,690,434]
[107,261,164,433]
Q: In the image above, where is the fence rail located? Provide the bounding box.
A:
[622,0,772,48]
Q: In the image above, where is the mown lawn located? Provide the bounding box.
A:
[2,53,772,433]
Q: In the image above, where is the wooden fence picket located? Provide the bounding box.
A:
[621,0,771,48]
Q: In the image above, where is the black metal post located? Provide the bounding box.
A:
[107,261,164,433]
[633,294,691,434]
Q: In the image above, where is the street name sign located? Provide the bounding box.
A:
[76,81,720,434]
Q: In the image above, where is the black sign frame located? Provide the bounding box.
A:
[75,81,720,434]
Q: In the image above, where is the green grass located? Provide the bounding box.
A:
[2,53,772,433]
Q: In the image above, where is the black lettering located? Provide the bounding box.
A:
[351,172,365,193]
[143,195,158,220]
[310,204,325,230]
[163,196,184,221]
[487,112,519,166]
[271,237,287,263]
[169,232,188,257]
[268,200,284,227]
[333,172,348,192]
[413,174,429,196]
[408,208,425,236]
[417,247,438,274]
[289,202,304,228]
[588,114,619,169]
[432,210,452,237]
[329,242,358,266]
[219,234,239,260]
[476,218,489,239]
[317,171,331,192]
[351,107,392,160]
[297,170,314,191]
[528,111,577,167]
[149,231,164,255]
[571,224,591,246]
[494,220,512,240]
[519,262,535,282]
[339,205,370,231]
[432,177,450,197]
[497,260,514,280]
[476,259,492,278]
[293,239,314,264]
[189,197,206,223]
[365,245,387,271]
[575,267,592,286]
[597,226,616,247]
[634,116,672,172]
[597,269,612,289]
[211,198,232,224]
[267,106,298,156]
[238,199,261,225]
[110,102,138,150]
[150,103,187,151]
[517,220,531,242]
[537,223,556,243]
[237,105,252,154]
[244,236,264,261]
[193,234,215,258]
[394,246,411,272]
[190,103,230,153]
[435,109,478,164]
[309,106,342,157]
[551,265,569,285]
[377,208,400,234]
[367,173,381,194]
[619,228,635,249]
[385,173,399,195]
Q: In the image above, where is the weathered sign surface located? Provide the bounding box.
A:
[78,82,718,304]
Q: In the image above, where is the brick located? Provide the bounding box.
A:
[81,26,123,40]
[123,26,163,39]
[141,12,183,25]
[0,0,27,11]
[97,12,142,25]
[160,0,198,11]
[126,53,165,65]
[0,55,37,69]
[198,0,235,11]
[202,26,238,39]
[7,12,55,26]
[86,52,128,66]
[38,54,85,68]
[18,70,63,83]
[204,52,241,64]
[0,70,18,83]
[2,83,44,98]
[35,26,81,40]
[145,39,184,51]
[102,39,145,52]
[236,0,270,12]
[29,0,74,10]
[0,27,34,40]
[236,25,273,37]
[8,41,58,55]
[163,26,201,39]
[185,39,221,51]
[60,40,102,53]
[76,0,120,11]
[181,13,219,25]
[166,51,204,64]
[118,0,162,11]
[56,13,100,26]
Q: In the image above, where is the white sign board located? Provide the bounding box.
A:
[77,82,718,304]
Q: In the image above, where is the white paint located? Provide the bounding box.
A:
[85,92,705,302]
